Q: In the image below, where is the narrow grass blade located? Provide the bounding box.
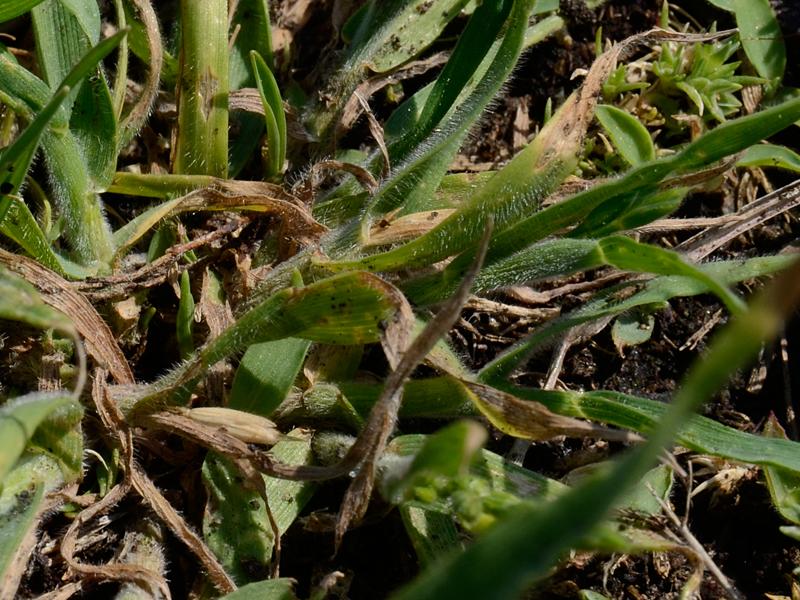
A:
[177,270,195,359]
[229,338,311,417]
[407,96,800,302]
[479,254,794,383]
[250,51,286,177]
[738,143,800,173]
[596,104,655,166]
[761,416,800,530]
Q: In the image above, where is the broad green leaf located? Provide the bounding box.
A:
[734,0,785,85]
[203,434,316,584]
[737,143,800,173]
[0,392,73,485]
[229,338,311,417]
[250,51,286,177]
[596,104,655,165]
[217,579,298,600]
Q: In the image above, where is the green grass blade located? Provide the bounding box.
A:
[203,436,316,584]
[176,270,195,359]
[0,86,69,198]
[596,104,655,166]
[174,0,229,177]
[229,338,311,417]
[0,0,46,21]
[250,51,286,177]
[125,272,404,416]
[408,95,800,299]
[738,143,800,173]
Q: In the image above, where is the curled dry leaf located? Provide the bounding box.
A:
[461,380,642,444]
[182,407,283,446]
[114,179,326,259]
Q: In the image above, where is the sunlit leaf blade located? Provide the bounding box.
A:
[411,96,800,300]
[738,143,800,173]
[229,338,311,417]
[348,0,471,74]
[0,0,47,22]
[596,104,655,166]
[126,272,404,415]
[0,393,74,484]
